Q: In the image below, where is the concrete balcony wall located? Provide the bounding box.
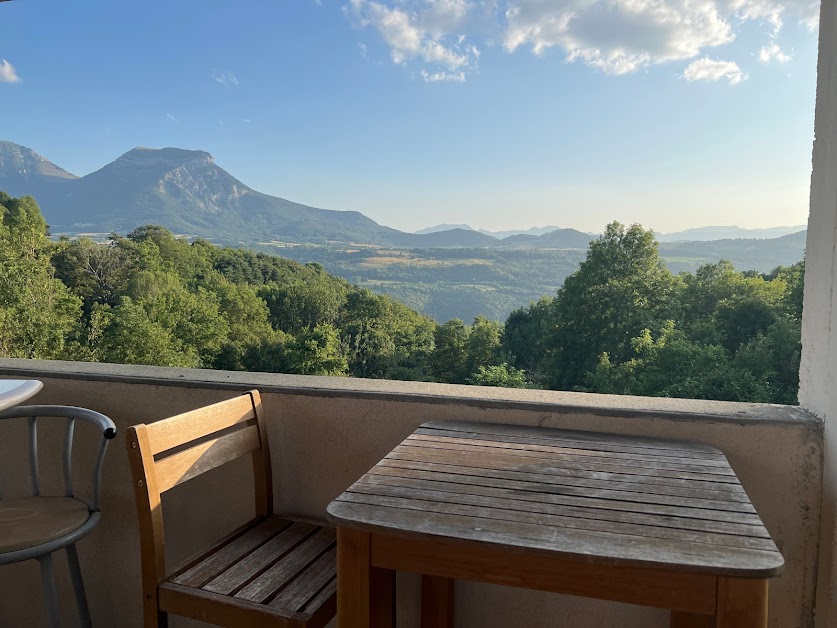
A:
[0,359,823,628]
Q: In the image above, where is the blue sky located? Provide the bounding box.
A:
[0,0,821,233]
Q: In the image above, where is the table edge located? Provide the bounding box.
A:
[325,503,785,579]
[0,379,43,411]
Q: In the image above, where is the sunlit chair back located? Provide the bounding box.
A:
[125,389,272,623]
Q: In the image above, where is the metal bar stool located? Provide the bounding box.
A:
[0,406,116,627]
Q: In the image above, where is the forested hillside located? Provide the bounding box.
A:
[0,193,802,404]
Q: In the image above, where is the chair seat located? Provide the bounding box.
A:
[159,516,336,628]
[0,496,90,553]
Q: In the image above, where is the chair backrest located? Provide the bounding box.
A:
[124,390,271,602]
[0,405,117,511]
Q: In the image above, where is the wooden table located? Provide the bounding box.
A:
[0,379,42,411]
[326,421,784,628]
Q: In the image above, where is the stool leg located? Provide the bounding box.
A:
[38,553,60,628]
[66,543,92,628]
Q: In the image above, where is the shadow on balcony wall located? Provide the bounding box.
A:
[0,358,823,628]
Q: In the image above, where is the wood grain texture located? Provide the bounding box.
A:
[377,458,754,505]
[715,578,768,628]
[371,533,718,614]
[329,421,781,627]
[127,391,335,628]
[144,394,256,456]
[421,575,454,628]
[337,527,371,627]
[235,527,336,604]
[406,433,735,474]
[0,496,89,552]
[171,517,291,588]
[419,421,724,455]
[203,521,316,596]
[126,424,168,628]
[336,527,395,628]
[269,548,337,612]
[250,390,274,518]
[411,428,727,463]
[328,421,784,578]
[155,425,260,493]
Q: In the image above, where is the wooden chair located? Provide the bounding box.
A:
[125,390,336,628]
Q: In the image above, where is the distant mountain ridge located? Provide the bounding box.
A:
[416,223,572,239]
[656,225,806,242]
[0,141,807,255]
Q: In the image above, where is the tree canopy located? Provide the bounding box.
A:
[0,195,804,405]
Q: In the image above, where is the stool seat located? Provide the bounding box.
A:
[0,496,90,553]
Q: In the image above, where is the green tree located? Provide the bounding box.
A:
[96,298,197,367]
[548,222,677,389]
[258,279,343,335]
[0,195,81,359]
[501,296,553,381]
[469,363,532,389]
[432,319,469,383]
[464,316,502,377]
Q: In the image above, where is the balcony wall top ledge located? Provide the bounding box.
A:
[0,358,819,431]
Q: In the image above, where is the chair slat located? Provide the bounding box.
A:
[29,417,39,497]
[64,418,75,498]
[146,395,256,456]
[269,547,336,612]
[155,425,261,493]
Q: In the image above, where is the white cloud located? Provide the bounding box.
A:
[726,0,820,32]
[420,69,466,81]
[683,57,746,84]
[211,69,239,87]
[759,42,791,62]
[504,0,735,75]
[0,59,21,84]
[349,0,479,79]
[345,0,819,84]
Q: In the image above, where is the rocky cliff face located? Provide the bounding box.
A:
[0,142,405,244]
[0,141,77,198]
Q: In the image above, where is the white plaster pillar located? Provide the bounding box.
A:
[801,1,837,625]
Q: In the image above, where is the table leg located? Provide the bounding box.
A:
[671,612,714,627]
[421,575,454,628]
[337,527,395,628]
[715,578,768,628]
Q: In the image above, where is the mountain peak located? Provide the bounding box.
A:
[115,146,215,167]
[0,141,78,181]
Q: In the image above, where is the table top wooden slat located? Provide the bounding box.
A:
[395,440,739,483]
[419,421,725,456]
[327,421,784,578]
[385,449,746,493]
[358,472,765,528]
[403,436,738,476]
[377,458,755,506]
[413,426,727,462]
[408,432,733,468]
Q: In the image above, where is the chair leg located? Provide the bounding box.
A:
[66,543,92,628]
[38,553,60,628]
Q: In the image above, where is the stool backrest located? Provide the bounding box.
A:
[0,405,117,511]
[125,390,271,595]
